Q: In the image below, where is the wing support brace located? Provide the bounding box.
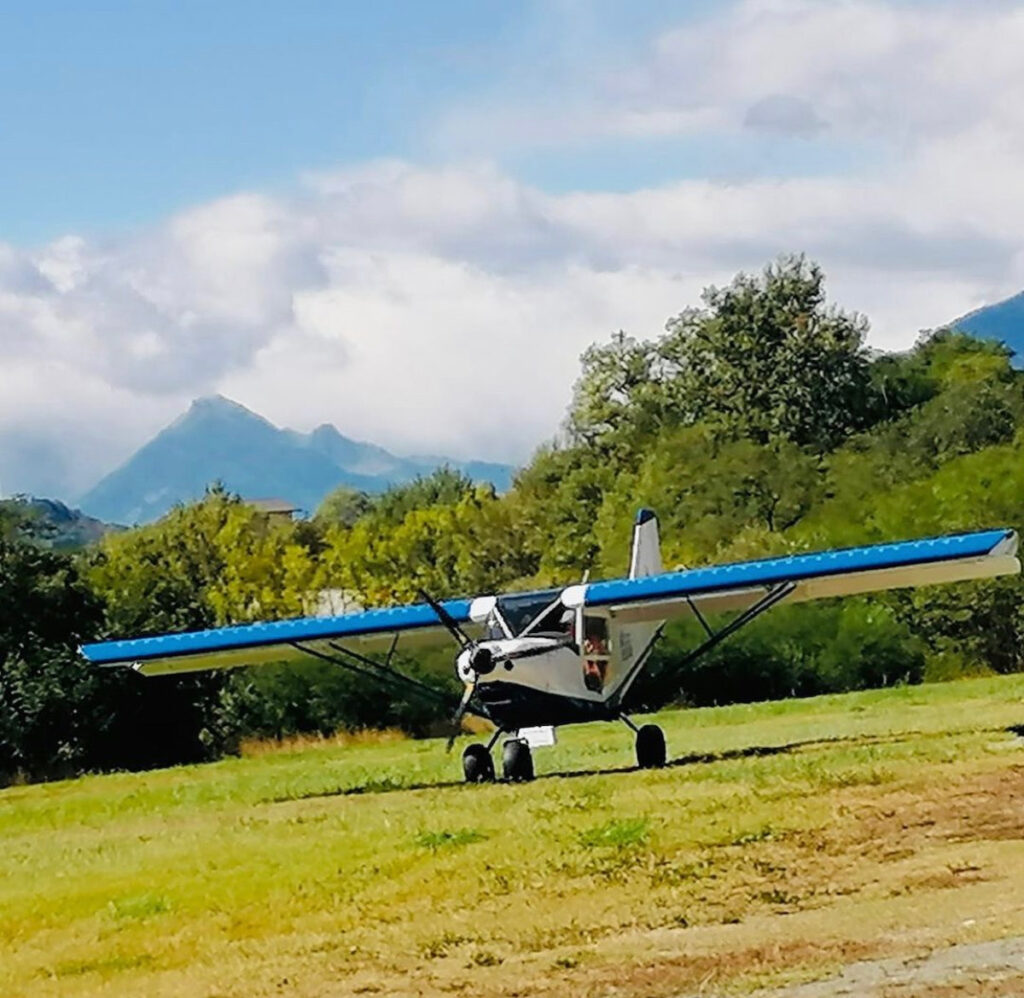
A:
[612,580,796,710]
[288,639,454,708]
[676,580,796,670]
[686,595,714,639]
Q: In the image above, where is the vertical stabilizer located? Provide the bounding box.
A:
[603,508,664,705]
[629,508,663,579]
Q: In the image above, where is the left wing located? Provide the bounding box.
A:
[563,528,1020,624]
[80,597,482,676]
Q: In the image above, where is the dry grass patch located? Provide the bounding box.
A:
[238,727,409,757]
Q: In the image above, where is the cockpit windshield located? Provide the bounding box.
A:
[493,588,570,637]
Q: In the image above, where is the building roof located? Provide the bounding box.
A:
[246,498,300,516]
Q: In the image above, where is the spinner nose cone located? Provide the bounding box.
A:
[455,644,497,681]
[469,645,496,675]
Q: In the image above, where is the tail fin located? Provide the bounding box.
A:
[602,509,663,705]
[629,508,662,579]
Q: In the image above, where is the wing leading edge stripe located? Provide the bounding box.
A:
[583,528,1016,608]
[80,598,475,667]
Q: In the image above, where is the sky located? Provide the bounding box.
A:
[2,0,1024,498]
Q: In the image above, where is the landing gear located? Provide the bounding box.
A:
[619,713,667,769]
[635,723,667,769]
[502,738,535,782]
[462,743,495,783]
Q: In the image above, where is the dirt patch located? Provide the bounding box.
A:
[417,765,1024,998]
[838,764,1024,848]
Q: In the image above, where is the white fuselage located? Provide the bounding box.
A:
[457,638,595,700]
[454,619,659,711]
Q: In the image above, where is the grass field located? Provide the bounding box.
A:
[3,676,1024,997]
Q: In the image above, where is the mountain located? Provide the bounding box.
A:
[1,496,118,549]
[951,291,1024,364]
[77,396,516,525]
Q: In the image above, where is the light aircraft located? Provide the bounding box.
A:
[81,512,1020,783]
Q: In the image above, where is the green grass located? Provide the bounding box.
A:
[4,674,1024,997]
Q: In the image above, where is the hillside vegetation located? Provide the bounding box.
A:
[3,678,1024,997]
[3,255,1024,782]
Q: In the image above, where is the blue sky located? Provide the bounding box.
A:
[0,0,875,243]
[0,0,702,243]
[1,0,1023,497]
[0,0,502,241]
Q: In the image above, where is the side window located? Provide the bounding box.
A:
[582,615,610,693]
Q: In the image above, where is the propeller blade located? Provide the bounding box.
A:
[419,589,473,649]
[445,681,476,752]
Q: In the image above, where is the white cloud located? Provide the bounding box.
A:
[744,95,828,137]
[438,0,1024,152]
[2,0,1024,499]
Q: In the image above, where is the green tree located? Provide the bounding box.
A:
[0,534,103,781]
[88,486,319,632]
[315,486,372,528]
[370,467,478,526]
[658,255,874,450]
[567,331,666,456]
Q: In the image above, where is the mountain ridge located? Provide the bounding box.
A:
[78,396,515,525]
[0,496,117,549]
[951,291,1024,364]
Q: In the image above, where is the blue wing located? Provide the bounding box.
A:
[80,597,476,676]
[570,528,1019,623]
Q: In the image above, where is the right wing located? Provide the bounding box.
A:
[80,597,482,677]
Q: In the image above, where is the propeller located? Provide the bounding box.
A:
[419,589,575,750]
[419,589,495,750]
[418,589,473,650]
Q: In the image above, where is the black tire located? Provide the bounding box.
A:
[502,739,535,782]
[462,743,495,783]
[636,724,667,769]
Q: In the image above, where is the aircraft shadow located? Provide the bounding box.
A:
[268,725,998,805]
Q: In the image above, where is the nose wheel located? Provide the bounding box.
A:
[462,743,495,782]
[461,737,535,782]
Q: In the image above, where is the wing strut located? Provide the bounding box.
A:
[685,595,714,639]
[288,640,455,708]
[640,581,797,697]
[622,577,798,704]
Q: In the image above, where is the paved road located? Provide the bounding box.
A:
[726,936,1024,998]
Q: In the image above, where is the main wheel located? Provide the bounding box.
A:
[462,743,495,783]
[502,739,535,782]
[636,724,667,769]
